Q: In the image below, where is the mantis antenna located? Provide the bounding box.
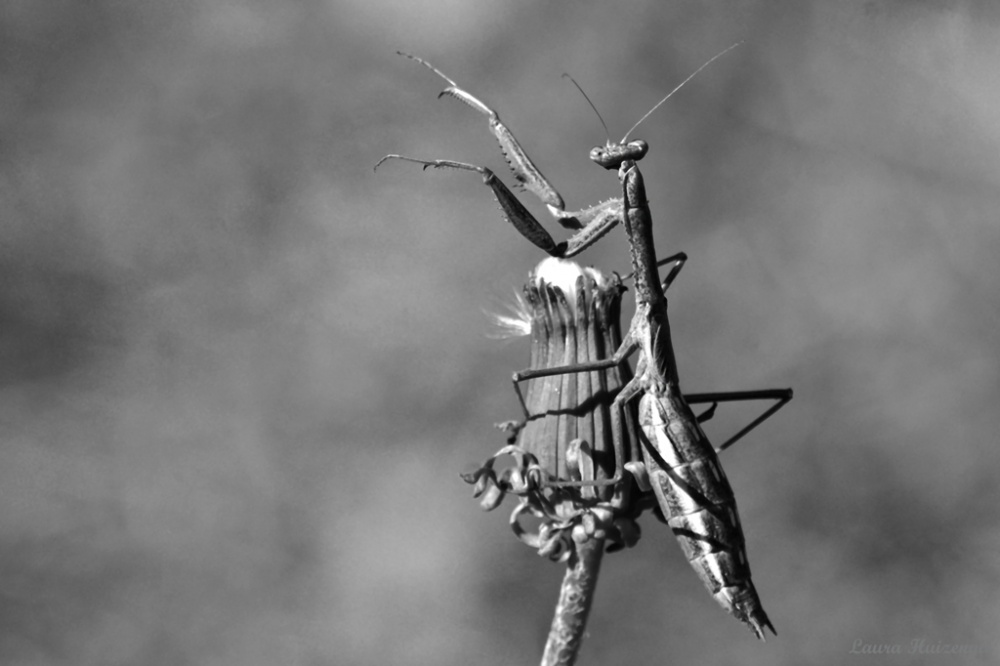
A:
[621,41,743,143]
[561,73,611,145]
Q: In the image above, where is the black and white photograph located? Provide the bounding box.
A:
[2,2,998,664]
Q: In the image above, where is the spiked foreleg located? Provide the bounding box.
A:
[396,51,567,212]
[375,155,626,258]
[374,155,562,254]
[557,199,624,258]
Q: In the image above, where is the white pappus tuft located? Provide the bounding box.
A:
[487,258,613,339]
[486,288,533,339]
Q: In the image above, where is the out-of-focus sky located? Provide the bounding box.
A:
[2,1,999,664]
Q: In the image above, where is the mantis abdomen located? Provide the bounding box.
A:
[638,390,774,639]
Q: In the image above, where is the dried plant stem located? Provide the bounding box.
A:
[467,260,629,664]
[541,537,605,666]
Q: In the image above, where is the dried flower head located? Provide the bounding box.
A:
[464,258,651,561]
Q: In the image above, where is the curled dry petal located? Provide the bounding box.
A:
[478,483,506,511]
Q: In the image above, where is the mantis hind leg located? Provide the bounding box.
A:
[623,251,687,289]
[683,389,793,453]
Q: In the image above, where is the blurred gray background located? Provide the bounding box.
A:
[2,1,999,664]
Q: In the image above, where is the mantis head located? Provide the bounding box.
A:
[569,41,742,171]
[590,140,649,170]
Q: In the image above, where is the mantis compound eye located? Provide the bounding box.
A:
[625,139,649,159]
[589,140,649,170]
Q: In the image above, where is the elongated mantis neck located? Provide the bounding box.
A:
[628,230,664,311]
[620,162,665,311]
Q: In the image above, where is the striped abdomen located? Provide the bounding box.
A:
[638,390,775,640]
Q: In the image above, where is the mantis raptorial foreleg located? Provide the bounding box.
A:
[374,52,627,258]
[373,155,622,257]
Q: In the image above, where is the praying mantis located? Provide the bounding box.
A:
[376,48,791,640]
